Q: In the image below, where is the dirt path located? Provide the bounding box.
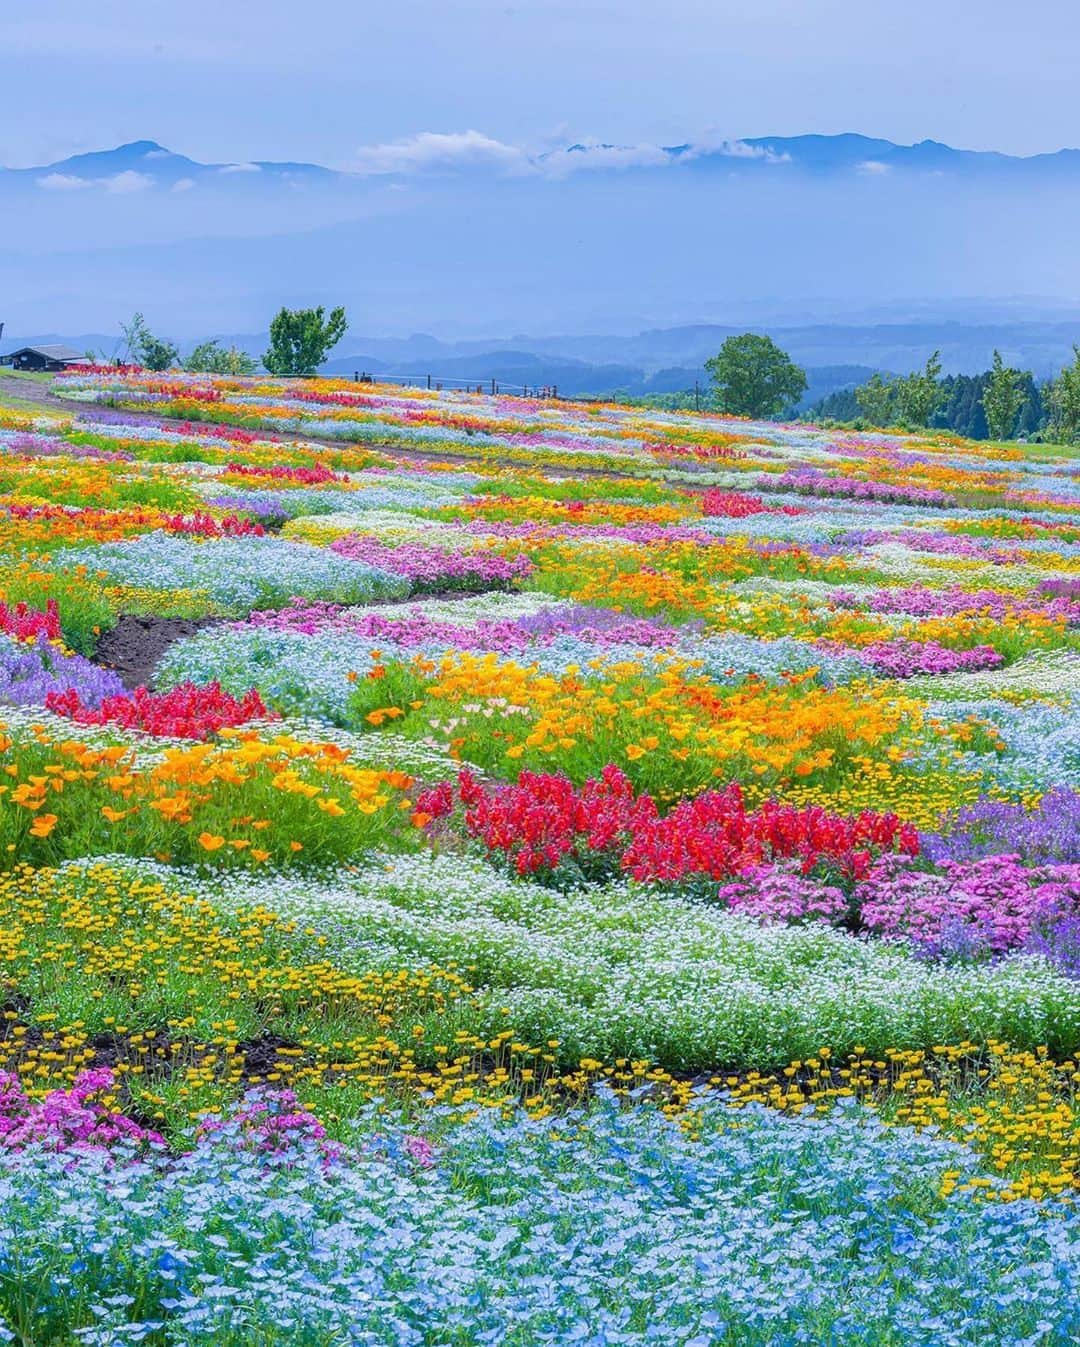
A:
[94,615,225,690]
[0,373,76,414]
[92,590,512,690]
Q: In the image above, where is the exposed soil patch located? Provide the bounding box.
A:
[0,373,78,414]
[95,614,225,690]
[90,591,506,694]
[0,1017,309,1093]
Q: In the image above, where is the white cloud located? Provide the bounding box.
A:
[349,130,671,179]
[36,168,154,193]
[541,141,670,177]
[36,172,94,191]
[856,159,891,175]
[171,176,196,193]
[350,130,531,176]
[218,162,261,174]
[105,169,153,193]
[347,128,797,180]
[680,135,791,164]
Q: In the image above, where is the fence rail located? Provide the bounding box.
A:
[352,370,563,399]
[350,370,698,408]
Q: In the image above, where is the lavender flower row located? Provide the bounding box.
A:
[328,533,533,591]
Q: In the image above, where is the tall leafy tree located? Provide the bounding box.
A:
[811,388,861,422]
[1015,373,1044,439]
[934,374,989,439]
[185,340,257,376]
[853,372,897,426]
[263,306,348,376]
[119,312,178,371]
[981,350,1024,440]
[1047,346,1080,443]
[119,312,151,363]
[809,364,1053,441]
[894,351,943,427]
[704,333,807,419]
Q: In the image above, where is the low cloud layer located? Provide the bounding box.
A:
[678,135,791,165]
[37,168,154,193]
[35,173,95,191]
[346,130,786,178]
[350,130,532,177]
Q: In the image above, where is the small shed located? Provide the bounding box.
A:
[0,344,90,372]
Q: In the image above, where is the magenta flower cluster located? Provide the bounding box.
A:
[715,865,848,925]
[3,434,134,463]
[838,585,1080,624]
[1040,578,1080,602]
[0,1069,441,1172]
[329,534,533,591]
[858,854,1080,954]
[197,1087,332,1156]
[857,639,1004,679]
[890,531,1025,564]
[764,470,953,508]
[465,519,715,545]
[244,599,684,654]
[0,1068,164,1152]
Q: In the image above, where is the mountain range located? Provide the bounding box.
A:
[4,134,1080,340]
[9,134,1080,188]
[9,317,1080,406]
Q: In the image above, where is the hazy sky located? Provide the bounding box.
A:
[4,0,1080,168]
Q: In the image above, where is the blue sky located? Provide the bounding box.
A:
[4,0,1080,169]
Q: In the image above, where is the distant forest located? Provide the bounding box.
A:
[808,371,1048,440]
[634,360,1064,441]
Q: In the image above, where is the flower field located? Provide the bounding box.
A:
[0,368,1079,1342]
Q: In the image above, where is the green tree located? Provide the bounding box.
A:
[119,312,150,362]
[263,306,348,377]
[808,367,1053,440]
[119,312,178,371]
[933,373,989,439]
[140,336,180,372]
[1047,346,1080,443]
[853,372,897,426]
[703,333,807,419]
[981,350,1024,440]
[185,340,257,376]
[1015,373,1045,439]
[894,350,943,427]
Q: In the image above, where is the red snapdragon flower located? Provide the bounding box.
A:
[224,461,348,485]
[700,489,802,519]
[161,511,266,538]
[45,681,275,740]
[0,599,62,643]
[417,767,918,883]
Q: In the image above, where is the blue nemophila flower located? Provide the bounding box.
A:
[59,532,409,616]
[2,1097,1080,1344]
